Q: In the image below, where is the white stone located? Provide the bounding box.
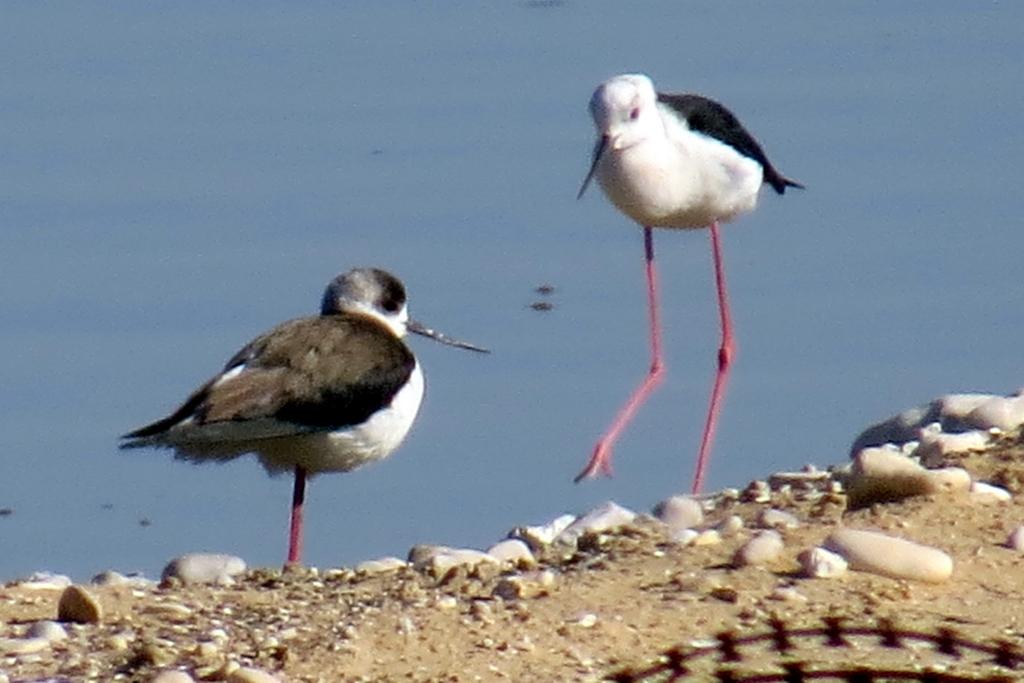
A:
[227,668,282,683]
[733,530,784,567]
[915,428,991,466]
[714,515,744,537]
[1005,525,1024,551]
[555,501,637,544]
[798,547,848,578]
[823,528,953,583]
[965,395,1024,431]
[25,620,67,642]
[970,481,1012,502]
[355,556,407,574]
[670,528,699,545]
[0,636,51,655]
[509,513,577,548]
[17,572,72,590]
[411,547,497,574]
[757,508,800,530]
[845,447,968,508]
[651,495,703,530]
[151,672,197,683]
[692,529,722,546]
[161,553,246,585]
[486,539,536,568]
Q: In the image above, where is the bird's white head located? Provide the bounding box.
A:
[321,267,410,337]
[588,73,660,151]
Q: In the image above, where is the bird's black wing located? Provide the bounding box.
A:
[657,93,803,195]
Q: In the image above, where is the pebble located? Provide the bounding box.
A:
[161,553,246,585]
[90,570,154,588]
[150,672,197,683]
[691,529,722,547]
[732,530,784,567]
[798,547,848,578]
[845,447,969,509]
[914,428,991,466]
[409,546,497,576]
[555,501,637,544]
[1005,525,1024,551]
[741,480,772,503]
[486,539,536,568]
[964,393,1024,431]
[756,508,799,530]
[17,572,72,590]
[227,668,282,683]
[970,481,1012,502]
[0,636,52,655]
[823,528,953,583]
[714,515,744,538]
[355,556,407,574]
[508,514,577,549]
[769,585,808,602]
[57,585,103,624]
[26,620,68,642]
[669,528,699,546]
[651,495,703,530]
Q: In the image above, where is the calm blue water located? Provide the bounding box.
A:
[2,3,1022,581]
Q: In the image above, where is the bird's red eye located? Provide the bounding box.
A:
[629,107,640,120]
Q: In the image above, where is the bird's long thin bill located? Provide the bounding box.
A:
[408,320,490,353]
[576,134,608,200]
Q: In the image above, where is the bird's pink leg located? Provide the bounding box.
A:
[286,465,306,566]
[576,227,665,482]
[691,221,734,493]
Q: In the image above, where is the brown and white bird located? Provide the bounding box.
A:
[576,73,802,492]
[121,267,488,566]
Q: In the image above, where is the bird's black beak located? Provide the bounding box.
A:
[577,134,608,200]
[407,319,490,353]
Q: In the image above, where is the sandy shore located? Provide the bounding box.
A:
[3,432,1024,682]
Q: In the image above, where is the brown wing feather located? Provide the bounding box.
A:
[122,314,415,442]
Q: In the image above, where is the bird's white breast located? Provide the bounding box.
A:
[257,363,425,475]
[597,111,764,229]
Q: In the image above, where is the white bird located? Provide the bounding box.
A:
[575,73,802,492]
[122,267,488,566]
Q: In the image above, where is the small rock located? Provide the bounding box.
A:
[486,539,536,568]
[849,403,936,456]
[1005,525,1024,551]
[508,514,576,549]
[692,529,722,546]
[227,668,282,683]
[355,557,407,574]
[161,553,246,585]
[769,585,808,602]
[965,394,1024,431]
[151,672,197,683]
[823,528,953,583]
[57,585,103,624]
[652,495,703,530]
[18,572,72,590]
[741,480,772,503]
[756,508,800,530]
[798,547,848,578]
[0,636,52,655]
[26,620,68,642]
[669,528,699,545]
[571,612,598,628]
[555,501,636,544]
[733,530,784,567]
[410,546,497,576]
[915,429,991,466]
[713,515,744,538]
[845,447,967,509]
[971,481,1012,502]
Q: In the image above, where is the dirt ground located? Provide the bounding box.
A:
[3,432,1024,682]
